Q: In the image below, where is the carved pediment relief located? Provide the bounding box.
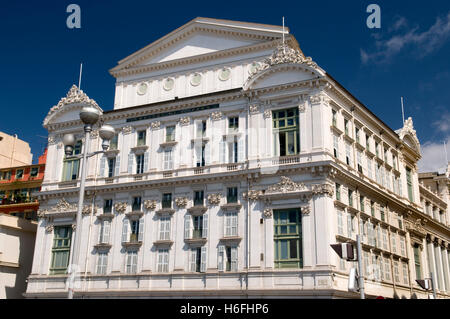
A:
[265,176,307,194]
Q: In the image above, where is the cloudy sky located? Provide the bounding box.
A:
[0,0,449,172]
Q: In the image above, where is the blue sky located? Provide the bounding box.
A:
[1,1,449,172]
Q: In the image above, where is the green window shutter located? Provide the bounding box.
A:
[184,215,192,239]
[231,247,238,272]
[189,249,197,272]
[121,219,129,243]
[202,213,208,238]
[138,217,144,242]
[218,245,225,272]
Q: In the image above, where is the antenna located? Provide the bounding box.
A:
[78,62,83,90]
[401,96,405,124]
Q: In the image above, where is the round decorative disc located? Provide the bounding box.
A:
[137,83,148,95]
[219,68,231,81]
[190,73,202,86]
[163,78,174,91]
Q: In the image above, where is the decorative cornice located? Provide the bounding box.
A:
[39,198,77,218]
[207,193,221,205]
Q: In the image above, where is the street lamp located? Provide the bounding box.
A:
[63,105,114,299]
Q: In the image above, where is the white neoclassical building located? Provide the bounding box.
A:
[25,17,450,298]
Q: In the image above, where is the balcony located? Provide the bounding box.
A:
[130,145,148,154]
[97,213,114,220]
[187,205,207,215]
[160,140,178,148]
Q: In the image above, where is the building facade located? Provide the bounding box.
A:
[25,18,450,298]
[0,132,33,169]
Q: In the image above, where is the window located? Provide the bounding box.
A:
[400,237,406,256]
[345,143,352,166]
[108,157,116,177]
[15,169,24,179]
[126,251,138,274]
[344,119,349,136]
[333,135,339,158]
[363,251,370,276]
[380,206,385,222]
[366,135,370,150]
[30,167,39,177]
[165,126,175,142]
[355,127,360,144]
[104,199,113,214]
[367,157,373,179]
[335,183,341,201]
[164,149,173,170]
[218,245,237,272]
[129,218,144,242]
[196,120,207,138]
[137,130,146,146]
[1,171,11,180]
[382,228,388,250]
[273,108,300,156]
[96,252,108,275]
[136,154,144,174]
[98,220,111,244]
[392,155,397,170]
[132,196,142,211]
[384,257,391,281]
[50,226,72,274]
[370,201,375,217]
[62,140,82,181]
[375,141,379,157]
[413,244,422,280]
[398,215,403,230]
[357,151,363,173]
[391,233,397,253]
[347,213,353,238]
[337,210,344,235]
[189,247,207,273]
[159,216,171,240]
[157,249,169,272]
[194,190,204,206]
[109,134,118,150]
[348,189,353,207]
[227,187,238,203]
[228,117,239,132]
[332,109,337,127]
[393,261,400,283]
[402,262,409,285]
[196,144,206,167]
[228,139,238,163]
[406,167,414,202]
[162,193,172,208]
[224,212,238,237]
[274,209,302,268]
[359,195,365,212]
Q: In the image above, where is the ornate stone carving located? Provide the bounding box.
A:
[249,104,259,114]
[207,193,221,205]
[178,116,190,126]
[37,209,47,218]
[114,202,127,214]
[263,109,272,119]
[298,102,306,112]
[47,135,57,145]
[301,204,311,215]
[143,199,157,210]
[90,130,99,139]
[150,121,161,130]
[43,85,101,127]
[175,197,188,208]
[41,198,78,215]
[72,224,77,230]
[309,93,329,105]
[266,176,307,194]
[82,205,97,215]
[122,126,132,135]
[45,225,54,233]
[210,111,223,121]
[397,117,421,153]
[243,190,263,201]
[258,44,319,71]
[405,218,426,236]
[311,184,334,197]
[263,208,273,218]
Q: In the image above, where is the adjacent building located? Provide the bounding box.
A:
[25,17,450,298]
[0,132,33,169]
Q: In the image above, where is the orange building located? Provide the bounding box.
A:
[0,149,47,220]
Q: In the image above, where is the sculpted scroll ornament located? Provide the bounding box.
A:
[207,193,222,205]
[175,197,188,208]
[178,117,190,126]
[90,130,99,139]
[301,204,311,215]
[114,202,127,214]
[242,190,263,201]
[263,208,273,218]
[122,126,132,135]
[210,111,223,121]
[143,200,157,210]
[45,225,54,233]
[82,205,97,215]
[249,104,259,114]
[266,176,307,194]
[263,110,272,118]
[150,121,161,130]
[311,184,334,197]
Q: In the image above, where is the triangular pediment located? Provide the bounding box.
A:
[110,17,290,76]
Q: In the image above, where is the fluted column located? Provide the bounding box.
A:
[427,239,438,287]
[441,247,450,292]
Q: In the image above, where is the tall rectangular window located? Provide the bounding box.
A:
[218,245,237,272]
[359,195,365,212]
[30,167,39,177]
[384,257,391,281]
[196,120,207,138]
[228,139,238,163]
[159,217,171,240]
[332,109,337,127]
[162,193,172,208]
[108,157,116,177]
[194,190,204,206]
[380,206,385,222]
[96,252,108,275]
[192,215,204,239]
[224,212,238,237]
[370,201,375,217]
[406,167,414,202]
[50,226,72,274]
[357,151,363,173]
[273,108,299,156]
[164,149,173,170]
[196,144,206,167]
[393,261,400,283]
[126,251,138,274]
[413,244,422,280]
[345,143,352,166]
[136,154,144,174]
[157,249,169,272]
[274,209,302,268]
[190,247,202,272]
[344,119,349,136]
[366,135,370,150]
[132,196,142,211]
[137,130,146,146]
[355,127,360,144]
[165,126,175,142]
[375,141,379,157]
[348,189,353,207]
[335,183,341,201]
[109,134,118,150]
[98,220,111,244]
[402,262,409,285]
[62,140,82,181]
[103,199,113,214]
[228,117,239,131]
[337,210,344,235]
[227,187,238,203]
[391,233,397,253]
[333,135,339,158]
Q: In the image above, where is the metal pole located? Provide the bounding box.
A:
[68,127,91,299]
[356,234,365,299]
[430,272,437,299]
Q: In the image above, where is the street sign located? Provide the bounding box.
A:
[331,243,355,261]
[416,279,431,290]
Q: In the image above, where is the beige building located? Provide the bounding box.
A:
[0,132,33,169]
[0,213,37,298]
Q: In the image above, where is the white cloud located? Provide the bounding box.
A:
[361,12,450,64]
[389,16,408,33]
[432,112,450,133]
[417,136,450,173]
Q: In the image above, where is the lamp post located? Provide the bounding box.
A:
[63,106,115,299]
